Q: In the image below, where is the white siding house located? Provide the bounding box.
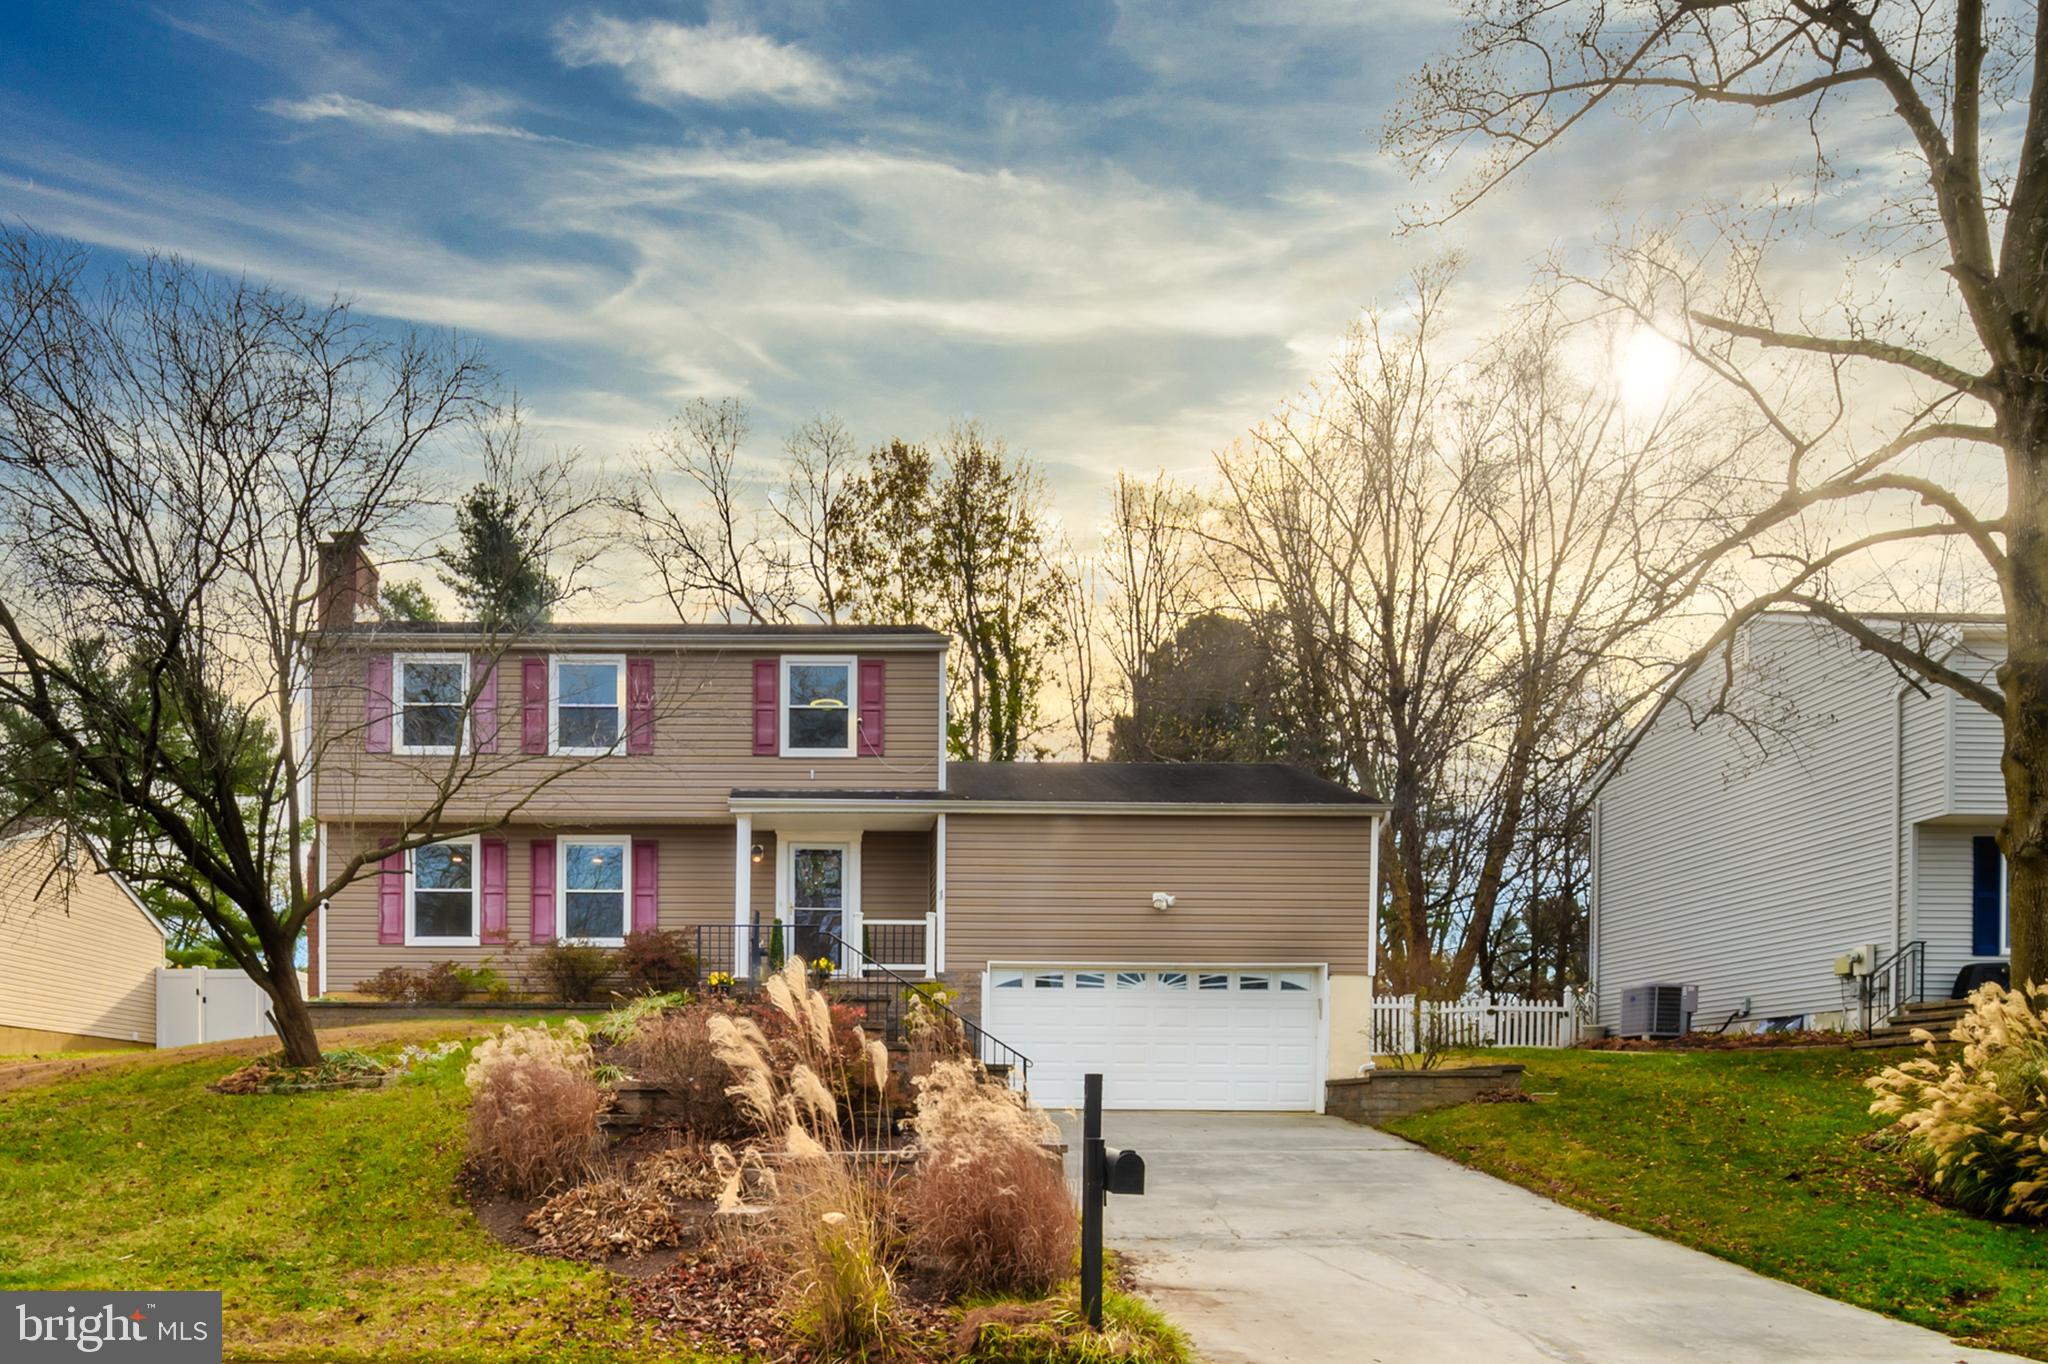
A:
[1591,614,2008,1031]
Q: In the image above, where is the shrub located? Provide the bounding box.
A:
[1867,981,2048,1220]
[465,1020,608,1197]
[902,1060,1074,1295]
[903,1137,1076,1296]
[455,962,514,1002]
[594,991,691,1046]
[623,1007,748,1138]
[620,929,698,994]
[533,942,613,1002]
[356,960,474,1004]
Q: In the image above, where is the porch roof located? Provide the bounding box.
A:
[731,762,1382,813]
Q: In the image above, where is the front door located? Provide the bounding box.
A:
[784,842,852,972]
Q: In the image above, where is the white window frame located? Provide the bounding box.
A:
[405,836,480,947]
[393,652,470,757]
[780,654,857,758]
[558,834,632,948]
[549,654,627,757]
[2002,850,2012,956]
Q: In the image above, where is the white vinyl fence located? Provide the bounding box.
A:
[155,967,293,1049]
[1371,991,1585,1055]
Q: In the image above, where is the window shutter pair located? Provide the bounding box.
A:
[362,654,497,753]
[376,839,508,945]
[527,836,658,941]
[750,658,885,755]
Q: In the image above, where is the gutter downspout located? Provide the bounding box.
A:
[1894,680,1911,960]
[1363,811,1381,1073]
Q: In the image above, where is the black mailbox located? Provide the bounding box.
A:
[1105,1148,1145,1196]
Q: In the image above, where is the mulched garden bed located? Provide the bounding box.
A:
[1578,1029,1854,1052]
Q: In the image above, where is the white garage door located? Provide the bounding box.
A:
[982,965,1324,1111]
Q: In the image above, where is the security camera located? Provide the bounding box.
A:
[1151,892,1176,912]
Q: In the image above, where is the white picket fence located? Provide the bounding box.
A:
[1371,991,1585,1055]
[155,967,293,1049]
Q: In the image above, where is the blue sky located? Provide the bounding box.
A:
[0,0,1801,544]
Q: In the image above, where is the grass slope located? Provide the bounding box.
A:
[0,1023,713,1363]
[1389,1046,2048,1360]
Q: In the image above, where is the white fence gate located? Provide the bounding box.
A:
[154,967,289,1049]
[1371,991,1584,1055]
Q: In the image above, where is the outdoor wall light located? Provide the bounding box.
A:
[751,843,766,864]
[1150,892,1176,913]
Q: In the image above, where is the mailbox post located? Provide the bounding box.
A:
[1079,1072,1145,1332]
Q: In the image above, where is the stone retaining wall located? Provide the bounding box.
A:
[1325,1062,1524,1126]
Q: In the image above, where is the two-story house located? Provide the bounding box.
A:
[1592,612,2011,1034]
[303,536,1384,1111]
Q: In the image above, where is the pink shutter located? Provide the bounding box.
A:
[376,852,405,944]
[521,657,547,754]
[752,659,779,755]
[858,658,886,756]
[627,657,655,755]
[472,656,498,754]
[479,838,508,943]
[530,838,556,944]
[631,838,659,933]
[365,656,393,753]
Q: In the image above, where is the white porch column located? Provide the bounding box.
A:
[733,814,753,979]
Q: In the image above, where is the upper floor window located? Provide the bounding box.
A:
[781,655,854,757]
[409,838,477,945]
[561,836,629,946]
[396,654,468,755]
[552,655,624,755]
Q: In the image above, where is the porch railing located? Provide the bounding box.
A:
[687,922,1033,1093]
[1861,940,1927,1034]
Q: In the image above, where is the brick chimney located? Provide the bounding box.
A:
[315,531,379,628]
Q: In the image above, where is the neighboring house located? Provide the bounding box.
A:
[303,538,1386,1112]
[1592,613,2008,1032]
[0,827,167,1051]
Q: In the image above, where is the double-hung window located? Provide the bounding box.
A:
[551,655,625,755]
[561,836,630,945]
[395,653,468,755]
[781,655,855,757]
[408,838,478,945]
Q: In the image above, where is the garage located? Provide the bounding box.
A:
[981,964,1325,1111]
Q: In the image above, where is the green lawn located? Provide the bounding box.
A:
[1389,1046,2048,1360]
[0,1023,715,1363]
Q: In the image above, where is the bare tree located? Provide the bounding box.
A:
[0,236,495,1064]
[1391,0,2048,986]
[629,397,793,623]
[1053,547,1105,760]
[771,414,860,623]
[1100,472,1208,755]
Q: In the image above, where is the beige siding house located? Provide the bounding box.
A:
[0,829,166,1051]
[306,537,1385,1111]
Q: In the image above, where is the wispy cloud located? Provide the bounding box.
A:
[264,92,546,140]
[554,15,848,108]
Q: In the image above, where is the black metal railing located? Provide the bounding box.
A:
[815,931,1032,1094]
[1862,939,1927,1034]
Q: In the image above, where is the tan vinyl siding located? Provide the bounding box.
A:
[862,832,933,918]
[325,822,752,992]
[942,813,1372,976]
[312,646,943,824]
[0,834,163,1045]
[323,823,936,992]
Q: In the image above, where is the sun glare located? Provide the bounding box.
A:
[1614,324,1683,418]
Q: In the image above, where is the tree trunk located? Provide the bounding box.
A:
[2002,392,2048,993]
[256,924,322,1066]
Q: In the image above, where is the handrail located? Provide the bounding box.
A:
[815,930,1034,1096]
[1861,939,1927,1035]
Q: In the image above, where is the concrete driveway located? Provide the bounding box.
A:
[1063,1111,2024,1364]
